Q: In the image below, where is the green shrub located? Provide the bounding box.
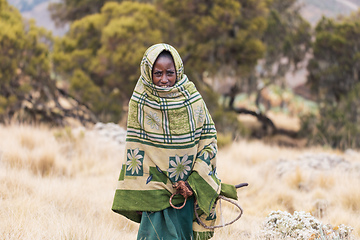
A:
[300,83,360,150]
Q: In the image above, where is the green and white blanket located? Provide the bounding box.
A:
[112,44,237,238]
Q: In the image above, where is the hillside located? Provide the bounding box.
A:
[299,0,360,25]
[7,0,360,37]
[7,0,68,36]
[7,0,48,12]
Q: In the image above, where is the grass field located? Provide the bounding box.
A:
[0,124,359,239]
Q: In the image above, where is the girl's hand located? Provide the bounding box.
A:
[173,181,193,199]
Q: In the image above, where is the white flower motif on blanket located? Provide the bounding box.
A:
[125,148,144,176]
[197,143,217,165]
[168,154,194,182]
[206,203,217,220]
[146,111,161,130]
[194,105,205,124]
[194,202,217,220]
[198,150,210,165]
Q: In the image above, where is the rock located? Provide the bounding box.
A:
[92,122,126,144]
[345,148,359,157]
[94,122,105,130]
[276,153,352,176]
[71,122,127,145]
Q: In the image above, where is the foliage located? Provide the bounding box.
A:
[260,0,312,84]
[155,0,274,139]
[300,82,360,149]
[0,0,97,125]
[48,0,119,27]
[308,14,360,102]
[52,0,269,124]
[157,0,267,80]
[48,0,155,27]
[213,107,245,137]
[0,0,53,122]
[52,1,171,122]
[248,0,312,125]
[303,12,360,149]
[50,0,312,136]
[196,83,246,142]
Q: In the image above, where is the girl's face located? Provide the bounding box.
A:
[152,56,176,88]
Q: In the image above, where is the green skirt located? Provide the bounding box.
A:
[137,197,195,240]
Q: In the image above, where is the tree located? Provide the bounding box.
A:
[157,0,311,106]
[155,0,268,118]
[49,0,119,27]
[157,0,267,79]
[52,1,172,122]
[49,0,154,27]
[302,12,360,149]
[50,0,311,140]
[260,0,312,86]
[234,0,312,138]
[0,0,51,121]
[308,15,360,102]
[0,0,96,125]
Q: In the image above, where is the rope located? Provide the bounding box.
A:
[194,195,244,229]
[169,192,187,209]
[169,182,248,228]
[169,193,244,229]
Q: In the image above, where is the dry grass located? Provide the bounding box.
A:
[0,124,359,239]
[0,124,137,239]
[216,140,360,239]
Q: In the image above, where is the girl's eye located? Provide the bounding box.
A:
[167,71,175,76]
[154,72,162,77]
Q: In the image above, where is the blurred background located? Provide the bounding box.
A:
[1,0,360,239]
[2,0,360,150]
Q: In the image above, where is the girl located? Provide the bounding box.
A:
[112,43,237,240]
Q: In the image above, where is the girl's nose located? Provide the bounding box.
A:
[161,75,168,83]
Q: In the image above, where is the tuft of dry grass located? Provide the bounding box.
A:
[0,124,359,239]
[339,179,360,213]
[284,167,310,191]
[315,172,335,189]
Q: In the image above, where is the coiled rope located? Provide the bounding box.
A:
[169,183,248,229]
[194,195,243,229]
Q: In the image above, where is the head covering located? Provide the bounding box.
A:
[134,43,196,100]
[141,43,184,84]
[112,43,236,239]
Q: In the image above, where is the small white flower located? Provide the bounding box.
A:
[168,154,192,181]
[126,148,143,174]
[146,111,161,130]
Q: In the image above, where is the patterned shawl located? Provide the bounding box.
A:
[112,43,237,238]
